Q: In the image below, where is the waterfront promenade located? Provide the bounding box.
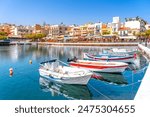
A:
[135,44,150,100]
[11,42,138,46]
[38,42,138,46]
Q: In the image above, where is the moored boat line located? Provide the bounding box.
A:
[38,46,141,86]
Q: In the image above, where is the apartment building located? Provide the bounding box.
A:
[111,17,121,33]
[48,24,68,40]
[145,24,150,30]
[9,25,33,38]
[0,23,12,35]
[125,16,146,32]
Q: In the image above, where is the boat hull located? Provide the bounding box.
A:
[83,53,135,63]
[39,68,92,85]
[69,60,128,73]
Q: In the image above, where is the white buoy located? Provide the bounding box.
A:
[9,68,13,76]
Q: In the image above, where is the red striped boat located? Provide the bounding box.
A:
[69,60,128,73]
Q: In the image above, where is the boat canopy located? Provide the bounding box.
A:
[40,59,57,64]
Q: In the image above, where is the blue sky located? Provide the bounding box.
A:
[0,0,150,25]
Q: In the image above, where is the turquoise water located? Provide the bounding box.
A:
[0,45,148,100]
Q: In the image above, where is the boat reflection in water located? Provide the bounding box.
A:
[93,72,128,85]
[39,77,92,100]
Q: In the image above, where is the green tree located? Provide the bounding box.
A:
[0,35,7,40]
[0,32,8,36]
[102,31,110,35]
[25,33,46,41]
[0,31,8,40]
[137,30,150,46]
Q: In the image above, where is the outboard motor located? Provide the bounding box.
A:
[67,56,77,62]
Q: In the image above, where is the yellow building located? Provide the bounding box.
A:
[80,24,88,36]
[87,24,95,36]
[101,24,113,35]
[72,26,81,36]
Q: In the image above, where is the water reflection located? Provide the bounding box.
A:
[0,45,51,61]
[39,77,92,100]
[0,45,139,62]
[95,73,128,85]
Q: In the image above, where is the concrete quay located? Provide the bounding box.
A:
[135,44,150,100]
[37,42,138,46]
[21,42,138,46]
[138,44,150,60]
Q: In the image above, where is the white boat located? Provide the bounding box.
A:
[39,59,93,85]
[69,59,128,73]
[102,48,137,56]
[83,53,135,63]
[111,48,136,55]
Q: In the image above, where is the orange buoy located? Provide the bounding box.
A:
[9,68,13,76]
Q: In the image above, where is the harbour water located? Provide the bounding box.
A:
[0,45,148,100]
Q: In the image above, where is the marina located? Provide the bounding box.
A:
[0,44,148,100]
[0,0,150,116]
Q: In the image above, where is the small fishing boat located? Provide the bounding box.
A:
[83,53,136,63]
[69,59,128,73]
[112,48,137,55]
[0,39,10,45]
[39,59,93,85]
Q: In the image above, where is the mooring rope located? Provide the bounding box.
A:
[124,65,147,78]
[120,80,142,87]
[88,83,111,100]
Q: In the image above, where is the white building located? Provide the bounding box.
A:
[48,24,68,38]
[85,22,103,36]
[10,25,33,38]
[112,17,120,23]
[94,22,103,35]
[70,25,81,37]
[145,24,150,30]
[125,21,140,29]
[112,17,121,33]
[125,17,146,32]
